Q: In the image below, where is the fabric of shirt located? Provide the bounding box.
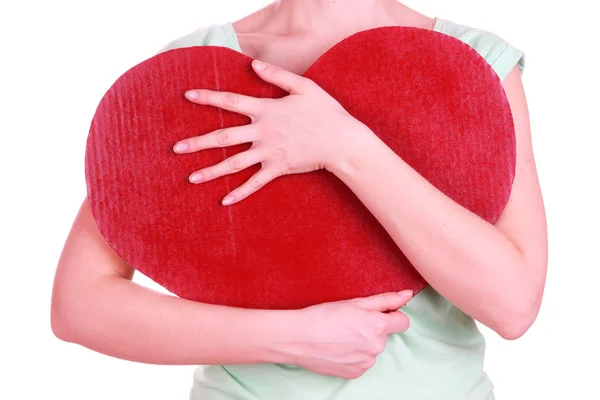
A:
[158,17,524,400]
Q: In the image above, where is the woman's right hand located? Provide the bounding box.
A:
[282,290,413,379]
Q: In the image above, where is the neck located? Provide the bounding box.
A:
[278,0,390,14]
[268,0,413,34]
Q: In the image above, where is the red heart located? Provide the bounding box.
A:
[85,27,515,309]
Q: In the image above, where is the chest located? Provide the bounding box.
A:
[237,33,352,76]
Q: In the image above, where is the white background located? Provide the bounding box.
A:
[1,0,598,399]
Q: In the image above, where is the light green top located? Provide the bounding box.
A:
[159,17,524,400]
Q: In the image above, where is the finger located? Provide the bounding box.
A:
[189,148,267,184]
[184,89,262,118]
[221,166,280,206]
[173,125,260,154]
[382,311,411,335]
[353,290,413,312]
[252,60,312,94]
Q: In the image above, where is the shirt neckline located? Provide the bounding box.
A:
[223,17,446,56]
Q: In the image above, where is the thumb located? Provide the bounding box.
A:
[251,59,310,94]
[353,290,414,312]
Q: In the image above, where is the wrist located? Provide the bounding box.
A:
[325,118,380,177]
[255,308,310,365]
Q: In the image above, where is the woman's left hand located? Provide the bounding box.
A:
[173,59,368,206]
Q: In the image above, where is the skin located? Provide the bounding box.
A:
[51,0,547,381]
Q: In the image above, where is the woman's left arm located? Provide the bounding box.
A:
[178,61,548,340]
[329,66,548,340]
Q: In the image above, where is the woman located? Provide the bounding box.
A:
[51,0,547,399]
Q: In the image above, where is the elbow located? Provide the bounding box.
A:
[495,315,534,340]
[493,282,545,340]
[51,298,73,343]
[50,286,79,343]
[494,295,543,340]
[493,258,547,340]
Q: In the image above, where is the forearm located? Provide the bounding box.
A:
[329,129,539,337]
[52,275,296,365]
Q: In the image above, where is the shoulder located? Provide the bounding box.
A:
[157,24,239,54]
[434,18,525,81]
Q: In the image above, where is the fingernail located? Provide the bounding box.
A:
[173,143,187,153]
[252,60,267,71]
[222,196,234,206]
[189,173,203,183]
[185,90,198,100]
[398,290,413,297]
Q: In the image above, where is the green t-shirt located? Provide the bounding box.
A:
[159,17,525,400]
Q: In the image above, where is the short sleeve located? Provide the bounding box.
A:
[435,18,525,81]
[157,25,232,54]
[468,31,525,80]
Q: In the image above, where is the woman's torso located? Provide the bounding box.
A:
[159,16,524,400]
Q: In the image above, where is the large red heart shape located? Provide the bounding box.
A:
[85,27,515,309]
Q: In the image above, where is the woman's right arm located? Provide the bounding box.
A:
[51,198,412,378]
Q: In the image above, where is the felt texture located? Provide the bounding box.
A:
[85,27,516,309]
